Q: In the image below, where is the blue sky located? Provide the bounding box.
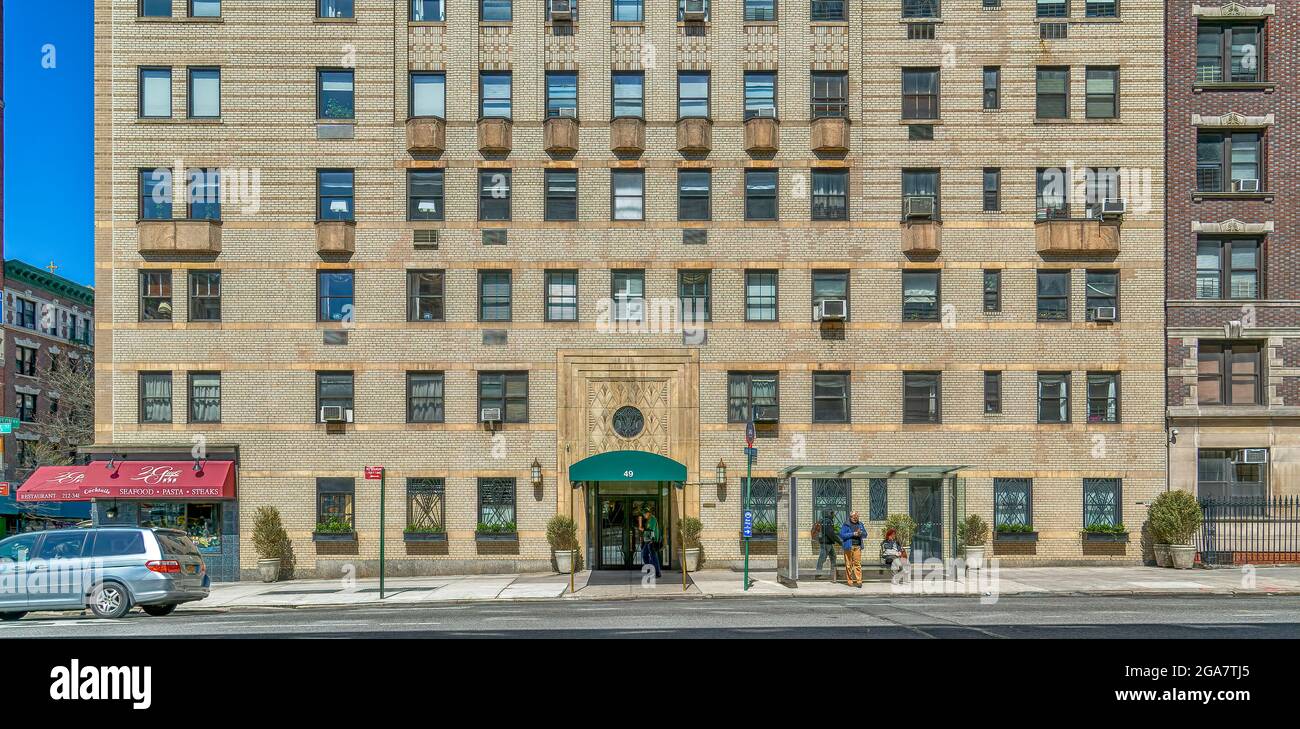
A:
[3,2,94,287]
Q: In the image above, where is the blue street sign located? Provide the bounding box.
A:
[744,447,757,458]
[742,510,753,539]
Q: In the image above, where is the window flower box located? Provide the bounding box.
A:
[475,531,518,542]
[1082,527,1129,543]
[403,531,447,543]
[994,530,1039,543]
[312,531,356,543]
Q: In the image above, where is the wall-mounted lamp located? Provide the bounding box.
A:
[105,500,119,520]
[105,457,118,471]
[716,459,727,487]
[531,458,543,488]
[192,458,207,475]
[1168,428,1179,445]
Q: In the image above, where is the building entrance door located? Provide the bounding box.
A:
[594,484,668,570]
[909,479,943,563]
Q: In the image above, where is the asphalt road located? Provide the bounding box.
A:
[2,595,1298,638]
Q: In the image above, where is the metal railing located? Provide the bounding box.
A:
[1198,497,1300,566]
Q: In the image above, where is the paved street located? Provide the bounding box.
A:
[3,595,1297,638]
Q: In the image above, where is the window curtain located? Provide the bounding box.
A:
[191,375,220,422]
[751,377,777,406]
[410,376,444,422]
[729,376,749,421]
[142,377,171,422]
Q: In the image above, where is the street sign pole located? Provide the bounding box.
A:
[379,469,386,599]
[743,419,756,591]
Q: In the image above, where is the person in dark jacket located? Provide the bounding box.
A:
[640,504,662,579]
[839,511,867,587]
[815,510,838,579]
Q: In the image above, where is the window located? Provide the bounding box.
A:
[318,0,353,18]
[479,169,511,221]
[902,0,939,17]
[983,66,1000,110]
[677,170,711,221]
[477,478,516,530]
[678,72,709,119]
[480,0,512,22]
[546,71,578,118]
[1037,270,1070,321]
[1197,238,1260,300]
[1037,0,1067,17]
[188,270,221,322]
[1084,166,1121,213]
[994,478,1031,527]
[612,270,645,322]
[410,72,446,118]
[811,72,847,119]
[407,478,445,533]
[983,269,1001,312]
[812,270,849,320]
[902,68,939,120]
[317,169,354,221]
[902,168,939,218]
[1197,130,1262,193]
[406,372,445,423]
[480,72,512,118]
[612,169,644,220]
[16,392,37,423]
[811,0,845,21]
[182,168,220,220]
[746,478,778,535]
[15,346,36,377]
[813,479,850,528]
[411,0,445,21]
[1038,372,1070,423]
[982,168,1001,212]
[188,372,221,423]
[613,0,643,22]
[1087,372,1119,423]
[407,170,444,221]
[1198,450,1267,501]
[1036,67,1069,119]
[15,299,36,329]
[1085,0,1116,17]
[744,72,776,119]
[316,372,354,420]
[903,372,940,423]
[1198,341,1262,406]
[1083,478,1122,528]
[545,270,578,321]
[316,478,355,529]
[187,67,220,118]
[139,372,173,424]
[140,0,171,17]
[744,169,778,220]
[140,270,173,321]
[813,372,850,423]
[902,270,939,321]
[1197,23,1261,83]
[728,372,778,423]
[612,72,644,118]
[139,68,171,117]
[545,170,578,221]
[317,69,354,120]
[1036,167,1070,219]
[1085,270,1118,320]
[140,168,173,220]
[678,270,711,322]
[1085,67,1118,118]
[984,371,1002,414]
[745,0,775,21]
[478,372,528,423]
[745,270,778,321]
[407,270,444,321]
[318,271,354,322]
[478,270,512,321]
[811,169,848,221]
[868,479,888,521]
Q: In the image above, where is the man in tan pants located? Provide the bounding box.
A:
[839,511,867,587]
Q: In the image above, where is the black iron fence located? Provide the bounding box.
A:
[1198,497,1300,566]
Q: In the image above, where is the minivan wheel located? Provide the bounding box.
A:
[142,604,177,617]
[0,612,27,621]
[88,583,132,619]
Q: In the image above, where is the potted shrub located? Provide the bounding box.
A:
[958,514,990,569]
[546,515,582,573]
[994,522,1038,543]
[312,515,356,542]
[252,506,295,582]
[883,514,917,553]
[403,523,447,542]
[1149,490,1202,569]
[679,516,704,571]
[1082,522,1130,543]
[475,521,517,541]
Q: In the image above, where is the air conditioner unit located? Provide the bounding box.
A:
[480,407,503,423]
[904,195,935,219]
[815,299,847,322]
[1090,306,1118,322]
[1235,448,1268,464]
[749,107,777,119]
[549,0,574,20]
[1102,198,1127,216]
[320,406,353,423]
[1235,178,1261,193]
[752,405,779,423]
[556,106,578,119]
[683,0,707,21]
[413,229,439,247]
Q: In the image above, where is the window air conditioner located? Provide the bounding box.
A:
[904,195,935,219]
[556,106,578,119]
[683,0,707,21]
[480,407,503,423]
[550,0,574,20]
[1235,449,1268,464]
[752,405,779,423]
[1102,198,1127,216]
[1235,178,1261,193]
[815,299,848,322]
[320,406,353,423]
[1090,306,1118,322]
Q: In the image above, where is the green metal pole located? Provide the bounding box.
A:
[379,470,386,600]
[743,452,752,591]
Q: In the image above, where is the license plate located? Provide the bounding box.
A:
[184,564,197,575]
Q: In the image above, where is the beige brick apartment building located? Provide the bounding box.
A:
[81,0,1165,580]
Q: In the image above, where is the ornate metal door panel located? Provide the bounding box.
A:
[909,479,943,562]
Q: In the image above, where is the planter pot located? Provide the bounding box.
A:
[554,549,575,574]
[963,546,986,570]
[994,531,1038,543]
[683,547,701,572]
[312,532,356,543]
[1169,545,1197,570]
[1082,531,1130,543]
[403,532,447,543]
[475,532,518,542]
[1153,543,1172,568]
[257,558,281,583]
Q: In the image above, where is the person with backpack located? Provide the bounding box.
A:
[839,511,868,588]
[641,504,662,580]
[812,509,839,580]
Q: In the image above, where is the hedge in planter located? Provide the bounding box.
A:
[958,514,989,549]
[678,516,705,568]
[1148,490,1203,546]
[546,514,583,572]
[253,506,295,579]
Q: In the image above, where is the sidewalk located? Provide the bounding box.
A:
[180,565,1300,611]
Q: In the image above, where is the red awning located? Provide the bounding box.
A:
[16,461,236,502]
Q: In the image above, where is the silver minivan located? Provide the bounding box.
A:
[0,527,210,621]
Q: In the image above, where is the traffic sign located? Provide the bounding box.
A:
[0,483,9,497]
[744,420,756,447]
[0,424,11,435]
[364,466,384,480]
[742,510,753,539]
[0,417,20,425]
[744,447,757,459]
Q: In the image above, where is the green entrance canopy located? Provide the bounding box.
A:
[568,450,687,483]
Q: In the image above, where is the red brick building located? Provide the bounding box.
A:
[1166,1,1298,498]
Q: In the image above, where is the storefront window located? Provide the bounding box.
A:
[137,502,222,554]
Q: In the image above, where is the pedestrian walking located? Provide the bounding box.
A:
[813,509,839,580]
[641,505,662,579]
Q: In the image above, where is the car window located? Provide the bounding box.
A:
[0,534,39,562]
[88,531,147,557]
[155,532,201,558]
[36,532,89,560]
